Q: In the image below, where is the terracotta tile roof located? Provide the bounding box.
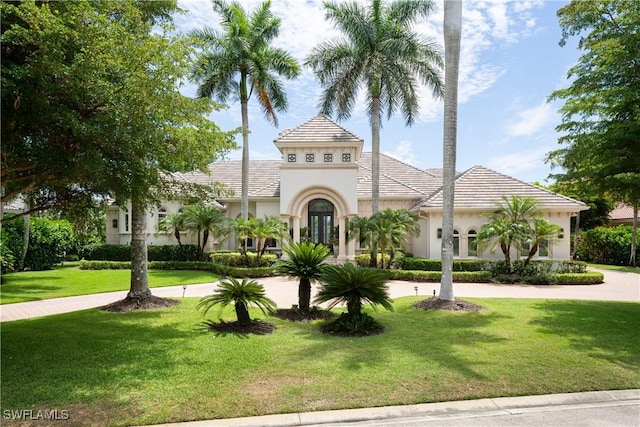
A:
[415,165,588,211]
[609,204,638,220]
[356,153,441,198]
[275,114,363,145]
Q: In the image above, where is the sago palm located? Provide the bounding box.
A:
[306,0,443,215]
[197,277,276,326]
[275,242,331,312]
[315,263,393,318]
[190,0,300,220]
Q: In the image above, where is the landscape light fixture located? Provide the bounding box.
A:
[182,285,187,298]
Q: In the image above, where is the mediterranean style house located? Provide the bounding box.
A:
[106,114,588,262]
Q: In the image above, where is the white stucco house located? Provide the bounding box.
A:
[106,114,588,262]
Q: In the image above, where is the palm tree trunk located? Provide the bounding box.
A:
[440,0,462,301]
[298,277,311,312]
[240,73,250,221]
[128,198,151,301]
[235,301,251,326]
[369,95,381,268]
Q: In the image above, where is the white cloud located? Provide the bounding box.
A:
[486,145,550,177]
[505,101,556,137]
[383,140,418,166]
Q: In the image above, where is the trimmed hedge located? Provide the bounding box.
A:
[549,271,604,285]
[209,252,277,267]
[354,253,392,267]
[79,244,201,262]
[400,258,489,272]
[385,270,492,282]
[78,260,277,278]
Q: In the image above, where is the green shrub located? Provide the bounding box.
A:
[354,253,391,268]
[79,261,131,270]
[386,270,492,282]
[576,226,638,266]
[79,260,277,278]
[321,312,383,336]
[0,216,25,272]
[209,251,277,267]
[399,258,490,272]
[549,272,604,285]
[80,244,201,262]
[24,217,76,270]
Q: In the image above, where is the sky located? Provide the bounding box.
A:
[173,0,580,185]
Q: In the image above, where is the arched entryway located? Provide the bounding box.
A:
[308,198,334,246]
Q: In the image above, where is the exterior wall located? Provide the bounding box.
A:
[280,167,359,215]
[424,210,574,261]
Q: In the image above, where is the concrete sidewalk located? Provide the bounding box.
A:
[1,268,638,322]
[145,389,640,427]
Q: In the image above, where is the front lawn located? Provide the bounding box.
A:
[1,297,638,426]
[588,263,640,274]
[0,264,219,304]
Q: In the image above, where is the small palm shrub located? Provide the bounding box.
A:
[197,277,276,326]
[315,264,393,336]
[275,242,331,312]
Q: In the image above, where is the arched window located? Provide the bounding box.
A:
[453,229,460,257]
[468,230,477,257]
[157,208,167,228]
[124,208,129,232]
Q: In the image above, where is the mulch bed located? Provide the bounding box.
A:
[273,308,335,322]
[100,296,180,312]
[202,319,276,335]
[414,297,483,312]
[320,323,385,337]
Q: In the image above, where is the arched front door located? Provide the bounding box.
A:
[308,199,334,246]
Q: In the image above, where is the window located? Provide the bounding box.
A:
[124,208,129,232]
[453,229,460,256]
[112,219,118,229]
[521,241,531,257]
[468,230,477,257]
[266,238,277,248]
[287,153,296,162]
[539,240,549,257]
[306,153,315,162]
[324,153,333,162]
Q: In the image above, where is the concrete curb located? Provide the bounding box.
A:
[144,389,640,426]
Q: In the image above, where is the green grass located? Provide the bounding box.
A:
[587,263,640,274]
[0,264,219,304]
[1,297,638,426]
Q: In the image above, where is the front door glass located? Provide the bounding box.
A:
[308,199,334,246]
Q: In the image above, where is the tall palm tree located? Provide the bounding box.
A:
[440,0,462,302]
[190,0,300,220]
[306,0,443,216]
[275,242,331,312]
[197,277,276,326]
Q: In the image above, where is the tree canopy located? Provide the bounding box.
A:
[1,0,235,215]
[546,0,639,265]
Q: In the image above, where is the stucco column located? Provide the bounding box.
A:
[347,216,356,262]
[337,215,347,263]
[292,215,301,243]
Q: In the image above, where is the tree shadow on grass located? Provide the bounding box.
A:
[0,305,202,423]
[529,300,640,370]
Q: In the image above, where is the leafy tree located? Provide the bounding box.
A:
[190,0,300,220]
[197,277,276,326]
[182,205,229,259]
[1,0,235,303]
[440,0,462,302]
[546,0,640,266]
[275,242,331,312]
[23,217,75,271]
[306,0,443,217]
[476,196,542,273]
[315,264,393,335]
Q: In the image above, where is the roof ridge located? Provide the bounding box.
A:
[468,165,586,205]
